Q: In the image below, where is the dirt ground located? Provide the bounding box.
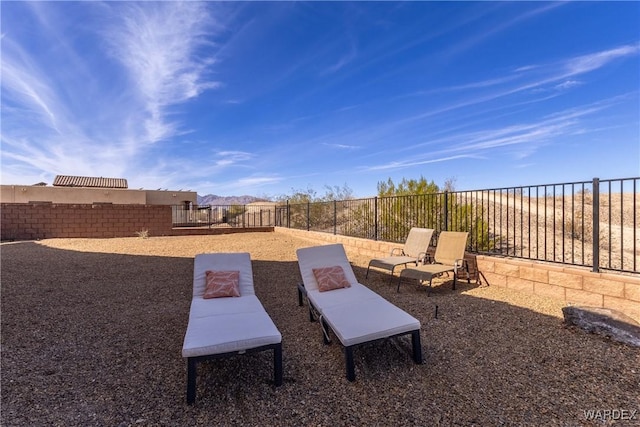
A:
[1,232,639,426]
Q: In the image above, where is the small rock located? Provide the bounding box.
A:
[562,305,640,347]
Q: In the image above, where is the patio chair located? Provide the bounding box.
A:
[182,253,283,404]
[397,231,470,295]
[365,228,434,282]
[296,243,422,381]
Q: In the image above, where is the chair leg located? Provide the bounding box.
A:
[297,285,304,307]
[411,330,423,364]
[273,343,283,386]
[186,358,197,405]
[345,346,356,381]
[387,267,396,285]
[320,316,331,345]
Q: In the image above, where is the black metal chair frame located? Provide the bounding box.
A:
[297,283,422,381]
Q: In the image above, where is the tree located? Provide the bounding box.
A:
[377,176,440,196]
[375,176,442,241]
[374,176,495,250]
[275,184,355,231]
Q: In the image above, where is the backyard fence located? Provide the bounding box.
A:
[173,177,639,274]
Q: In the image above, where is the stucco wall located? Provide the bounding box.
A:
[0,185,196,205]
[144,189,197,205]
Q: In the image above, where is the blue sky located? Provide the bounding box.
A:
[1,1,639,198]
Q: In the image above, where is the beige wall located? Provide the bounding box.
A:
[144,189,197,205]
[0,185,196,205]
[275,227,640,323]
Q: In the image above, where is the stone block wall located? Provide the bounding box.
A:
[1,203,173,240]
[476,256,640,323]
[275,227,640,322]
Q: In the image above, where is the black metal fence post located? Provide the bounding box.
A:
[592,177,600,273]
[333,201,337,235]
[374,197,378,241]
[443,191,449,231]
[306,202,310,231]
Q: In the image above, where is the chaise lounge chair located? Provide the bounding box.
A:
[296,243,422,381]
[397,231,470,295]
[365,228,434,282]
[182,253,283,404]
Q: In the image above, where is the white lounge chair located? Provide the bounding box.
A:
[297,244,422,381]
[182,253,283,404]
[398,231,470,295]
[366,228,434,282]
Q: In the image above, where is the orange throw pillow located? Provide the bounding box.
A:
[204,270,241,299]
[312,266,351,292]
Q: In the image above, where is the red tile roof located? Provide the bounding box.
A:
[53,175,128,189]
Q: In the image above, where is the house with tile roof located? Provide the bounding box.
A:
[0,175,196,206]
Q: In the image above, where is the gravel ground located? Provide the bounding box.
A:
[2,232,639,427]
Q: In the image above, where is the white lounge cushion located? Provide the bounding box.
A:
[188,295,265,319]
[306,282,380,311]
[182,311,281,358]
[321,298,420,347]
[297,243,421,348]
[183,253,282,359]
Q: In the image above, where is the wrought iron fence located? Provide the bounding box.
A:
[174,177,639,274]
[172,204,277,228]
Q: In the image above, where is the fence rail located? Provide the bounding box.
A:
[173,177,639,274]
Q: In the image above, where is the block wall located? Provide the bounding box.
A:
[1,203,174,240]
[475,255,640,323]
[275,227,640,322]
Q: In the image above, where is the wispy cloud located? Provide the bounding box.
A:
[322,36,358,75]
[442,2,566,60]
[322,143,360,150]
[1,2,225,187]
[214,150,253,167]
[391,43,640,129]
[364,154,474,172]
[362,97,623,173]
[237,176,283,187]
[106,2,220,144]
[1,38,63,134]
[564,44,640,75]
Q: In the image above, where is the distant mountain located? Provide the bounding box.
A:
[197,194,271,206]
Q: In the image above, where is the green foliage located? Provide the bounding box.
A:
[225,205,246,225]
[375,176,495,250]
[445,195,495,251]
[375,176,442,241]
[377,176,440,196]
[276,184,355,231]
[340,198,377,239]
[274,176,496,251]
[275,183,353,203]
